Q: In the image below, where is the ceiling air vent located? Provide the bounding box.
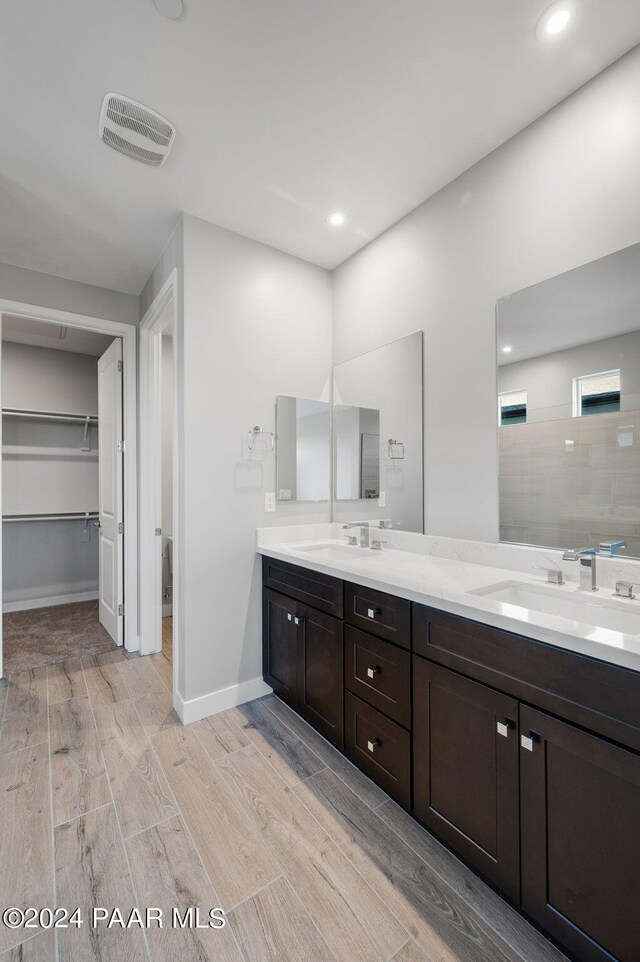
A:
[99,93,176,167]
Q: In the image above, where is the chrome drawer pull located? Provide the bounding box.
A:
[287,613,293,622]
[367,666,381,679]
[294,617,304,627]
[367,607,380,619]
[367,738,381,753]
[521,734,534,752]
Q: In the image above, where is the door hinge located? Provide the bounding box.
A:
[118,522,124,534]
[117,359,123,372]
[155,527,162,536]
[117,603,124,616]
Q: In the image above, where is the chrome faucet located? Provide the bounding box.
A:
[343,522,370,548]
[598,540,628,557]
[562,548,598,591]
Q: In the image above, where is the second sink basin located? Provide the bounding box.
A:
[470,580,640,635]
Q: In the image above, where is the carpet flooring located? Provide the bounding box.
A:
[2,600,117,674]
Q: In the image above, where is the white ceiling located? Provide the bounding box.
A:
[2,1,640,294]
[1,315,114,356]
[497,241,640,364]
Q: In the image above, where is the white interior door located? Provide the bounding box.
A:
[98,339,123,645]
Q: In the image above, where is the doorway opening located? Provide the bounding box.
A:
[139,269,178,702]
[0,302,138,681]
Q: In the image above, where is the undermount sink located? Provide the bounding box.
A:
[291,541,373,561]
[470,580,640,635]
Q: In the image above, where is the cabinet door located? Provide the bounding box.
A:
[521,706,640,962]
[263,589,298,708]
[413,658,520,901]
[297,602,344,749]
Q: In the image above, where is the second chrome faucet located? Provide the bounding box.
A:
[562,548,598,591]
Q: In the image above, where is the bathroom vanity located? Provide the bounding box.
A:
[260,532,640,962]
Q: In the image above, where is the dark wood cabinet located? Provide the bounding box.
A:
[263,556,640,962]
[262,587,344,748]
[263,588,299,708]
[520,705,640,962]
[297,601,344,748]
[413,658,520,901]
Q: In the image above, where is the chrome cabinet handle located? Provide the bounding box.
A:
[367,607,380,619]
[367,738,381,753]
[294,617,304,627]
[496,719,514,738]
[287,613,292,622]
[521,733,538,752]
[367,666,381,679]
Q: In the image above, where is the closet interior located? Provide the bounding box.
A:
[1,315,119,673]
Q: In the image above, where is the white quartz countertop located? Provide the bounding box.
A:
[257,525,640,673]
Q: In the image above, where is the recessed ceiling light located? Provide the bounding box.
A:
[546,9,571,33]
[502,346,513,354]
[153,0,183,20]
[535,1,577,42]
[328,212,346,227]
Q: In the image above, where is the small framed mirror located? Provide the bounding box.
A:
[275,396,330,502]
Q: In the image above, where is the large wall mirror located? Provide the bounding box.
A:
[276,396,330,502]
[497,241,640,557]
[332,331,424,533]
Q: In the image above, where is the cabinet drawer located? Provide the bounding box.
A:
[344,582,410,648]
[414,604,640,751]
[345,692,411,806]
[345,626,410,727]
[263,556,343,618]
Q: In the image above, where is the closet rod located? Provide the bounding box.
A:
[2,408,98,424]
[2,512,99,523]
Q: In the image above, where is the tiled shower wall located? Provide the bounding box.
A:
[499,409,640,557]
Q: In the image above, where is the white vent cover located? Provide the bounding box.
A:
[99,93,176,167]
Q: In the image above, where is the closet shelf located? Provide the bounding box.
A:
[3,511,99,523]
[2,408,98,424]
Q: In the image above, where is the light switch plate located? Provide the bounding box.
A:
[264,492,276,513]
[378,491,386,507]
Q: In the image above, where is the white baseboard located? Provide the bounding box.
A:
[175,676,273,725]
[3,590,99,614]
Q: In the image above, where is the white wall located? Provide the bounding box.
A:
[2,341,100,414]
[498,330,640,421]
[175,214,332,711]
[0,260,138,325]
[332,45,640,542]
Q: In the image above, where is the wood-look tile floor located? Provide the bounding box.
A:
[0,636,569,962]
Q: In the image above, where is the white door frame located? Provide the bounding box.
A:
[0,299,139,676]
[138,270,178,695]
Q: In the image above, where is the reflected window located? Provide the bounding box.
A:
[499,389,527,426]
[573,370,621,417]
